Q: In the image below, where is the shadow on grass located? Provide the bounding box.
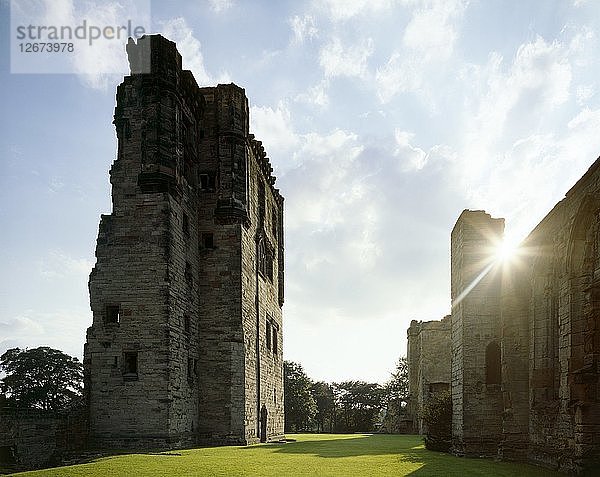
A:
[256,434,561,476]
[52,447,189,469]
[256,434,425,458]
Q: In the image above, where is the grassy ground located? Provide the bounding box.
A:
[13,433,561,476]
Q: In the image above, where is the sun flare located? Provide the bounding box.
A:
[494,238,519,263]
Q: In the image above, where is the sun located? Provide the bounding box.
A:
[494,238,519,263]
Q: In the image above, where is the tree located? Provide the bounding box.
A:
[382,356,410,432]
[333,381,385,432]
[284,360,317,432]
[0,347,83,411]
[311,381,336,433]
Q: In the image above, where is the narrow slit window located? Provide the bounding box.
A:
[273,327,278,355]
[266,321,272,350]
[271,206,278,240]
[258,180,265,223]
[184,315,191,336]
[258,239,267,276]
[185,261,193,284]
[183,213,190,236]
[266,249,274,281]
[202,233,214,249]
[188,357,195,383]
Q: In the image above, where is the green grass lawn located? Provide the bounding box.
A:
[13,433,560,476]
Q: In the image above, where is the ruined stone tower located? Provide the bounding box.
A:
[407,316,451,434]
[84,35,284,448]
[450,210,504,456]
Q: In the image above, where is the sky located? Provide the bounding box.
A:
[1,0,600,384]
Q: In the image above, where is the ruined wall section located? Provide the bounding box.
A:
[498,258,530,461]
[240,137,285,443]
[195,84,247,444]
[407,317,451,434]
[522,159,600,473]
[87,35,205,447]
[450,210,504,456]
[163,66,206,442]
[0,409,87,472]
[407,320,422,433]
[86,38,182,446]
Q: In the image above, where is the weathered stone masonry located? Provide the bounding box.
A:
[408,158,600,474]
[451,211,504,457]
[407,316,451,434]
[85,35,284,448]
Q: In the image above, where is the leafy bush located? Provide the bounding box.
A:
[421,390,452,452]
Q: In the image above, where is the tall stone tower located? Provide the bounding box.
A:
[84,35,284,448]
[450,210,504,456]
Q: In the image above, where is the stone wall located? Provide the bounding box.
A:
[450,210,504,456]
[407,316,451,434]
[240,136,285,443]
[410,158,600,474]
[86,35,284,449]
[517,158,600,472]
[0,408,87,472]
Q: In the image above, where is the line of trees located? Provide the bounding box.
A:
[0,347,83,411]
[284,357,409,433]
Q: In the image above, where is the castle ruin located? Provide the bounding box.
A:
[84,35,284,448]
[406,315,451,434]
[408,158,600,473]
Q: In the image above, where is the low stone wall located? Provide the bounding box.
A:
[0,407,87,472]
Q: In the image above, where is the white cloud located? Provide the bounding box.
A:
[319,36,374,79]
[568,107,600,130]
[38,250,94,279]
[567,26,597,67]
[161,17,229,86]
[208,0,233,13]
[376,53,420,102]
[70,1,141,89]
[250,103,300,165]
[20,0,150,89]
[267,126,366,229]
[16,2,231,89]
[460,37,572,182]
[576,84,595,105]
[290,14,318,44]
[0,310,88,361]
[375,0,468,102]
[447,33,600,242]
[318,0,397,21]
[394,130,428,171]
[295,80,330,107]
[402,0,467,53]
[48,176,65,193]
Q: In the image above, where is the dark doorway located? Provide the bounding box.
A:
[0,445,16,469]
[260,404,268,443]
